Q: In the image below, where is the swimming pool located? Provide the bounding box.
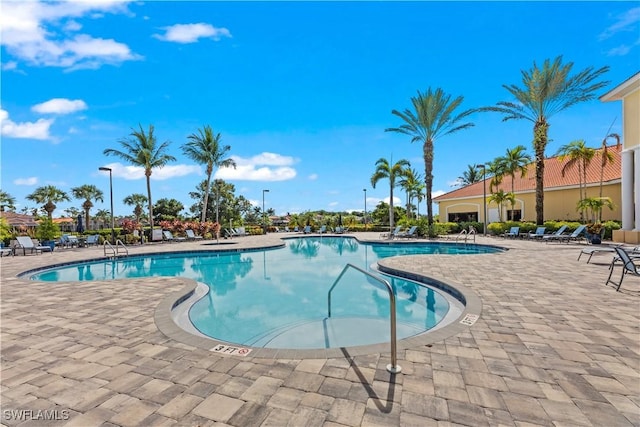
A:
[28,237,499,349]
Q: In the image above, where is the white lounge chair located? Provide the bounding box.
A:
[14,236,52,255]
[163,230,186,243]
[397,225,418,239]
[185,229,203,240]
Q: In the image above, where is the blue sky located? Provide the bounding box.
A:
[1,1,638,219]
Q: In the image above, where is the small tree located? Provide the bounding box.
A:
[488,190,515,223]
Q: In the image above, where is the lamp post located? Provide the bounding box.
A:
[262,189,269,234]
[98,167,115,243]
[363,188,367,230]
[478,164,487,236]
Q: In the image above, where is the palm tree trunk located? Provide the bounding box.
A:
[146,171,154,230]
[388,183,394,233]
[533,121,548,225]
[424,139,434,227]
[202,172,212,223]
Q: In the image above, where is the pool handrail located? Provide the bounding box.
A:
[103,239,129,258]
[327,263,401,374]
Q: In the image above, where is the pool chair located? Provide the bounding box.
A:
[542,225,568,243]
[14,236,52,255]
[234,227,248,237]
[317,225,327,234]
[380,226,402,240]
[527,227,546,240]
[503,226,520,238]
[163,230,186,243]
[556,225,587,244]
[606,247,640,291]
[397,225,418,239]
[303,225,312,234]
[185,229,203,240]
[85,234,100,246]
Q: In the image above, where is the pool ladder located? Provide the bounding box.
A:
[327,263,401,374]
[103,240,129,259]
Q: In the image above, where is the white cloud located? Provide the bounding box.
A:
[154,23,232,43]
[308,174,318,180]
[1,109,54,140]
[0,1,141,70]
[599,7,640,40]
[432,190,446,198]
[100,163,201,181]
[1,61,18,71]
[448,179,463,188]
[14,177,38,186]
[216,152,298,181]
[328,201,339,207]
[32,98,87,115]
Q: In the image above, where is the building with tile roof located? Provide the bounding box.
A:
[600,71,640,244]
[434,144,622,224]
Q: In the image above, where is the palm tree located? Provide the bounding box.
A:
[481,56,609,225]
[399,167,423,220]
[123,193,148,224]
[94,209,111,229]
[371,157,410,235]
[457,164,483,186]
[182,125,236,222]
[497,145,531,220]
[71,184,104,232]
[599,133,621,220]
[386,87,476,229]
[556,139,596,221]
[488,190,515,223]
[104,124,176,229]
[486,159,506,193]
[0,190,16,212]
[26,185,70,220]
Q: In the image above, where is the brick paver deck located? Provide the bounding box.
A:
[1,233,638,426]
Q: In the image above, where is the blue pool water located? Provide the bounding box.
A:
[29,238,499,349]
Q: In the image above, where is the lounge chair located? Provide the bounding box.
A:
[557,225,587,243]
[317,225,327,234]
[527,227,546,240]
[185,229,203,240]
[303,225,312,234]
[380,226,402,240]
[14,236,52,255]
[85,234,100,246]
[606,247,640,291]
[503,226,520,238]
[284,226,291,232]
[163,230,186,243]
[58,234,78,248]
[234,227,248,237]
[0,247,13,257]
[397,225,418,239]
[542,225,568,242]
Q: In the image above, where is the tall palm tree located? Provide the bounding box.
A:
[371,157,410,234]
[457,164,483,186]
[26,185,70,220]
[0,190,16,212]
[386,87,476,229]
[104,124,176,229]
[123,193,148,224]
[556,139,596,221]
[71,184,104,231]
[94,209,111,229]
[599,133,621,220]
[486,159,506,193]
[481,56,609,224]
[182,125,236,222]
[497,145,531,220]
[399,167,423,220]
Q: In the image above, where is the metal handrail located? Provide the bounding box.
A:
[103,240,128,258]
[327,263,401,374]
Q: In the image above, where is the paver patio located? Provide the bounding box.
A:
[1,233,638,426]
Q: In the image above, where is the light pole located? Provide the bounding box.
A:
[478,164,487,236]
[363,188,367,230]
[262,189,269,234]
[215,182,220,242]
[98,166,115,243]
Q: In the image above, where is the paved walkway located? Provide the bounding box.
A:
[1,233,638,426]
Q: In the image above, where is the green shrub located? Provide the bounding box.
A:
[36,218,60,241]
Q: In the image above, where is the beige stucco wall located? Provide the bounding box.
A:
[623,89,639,150]
[436,182,621,223]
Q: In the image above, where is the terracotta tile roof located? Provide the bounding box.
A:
[0,212,39,227]
[435,144,622,201]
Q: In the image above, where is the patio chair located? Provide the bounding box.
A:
[317,225,327,234]
[380,226,402,240]
[85,234,100,246]
[185,229,203,240]
[14,236,52,255]
[606,246,640,291]
[556,225,587,244]
[163,230,186,243]
[234,227,248,237]
[303,225,312,234]
[503,226,520,238]
[397,225,418,239]
[527,227,546,239]
[542,225,569,243]
[224,228,236,238]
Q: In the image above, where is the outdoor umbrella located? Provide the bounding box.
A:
[76,215,84,233]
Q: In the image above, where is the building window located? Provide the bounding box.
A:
[507,210,522,221]
[448,212,477,222]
